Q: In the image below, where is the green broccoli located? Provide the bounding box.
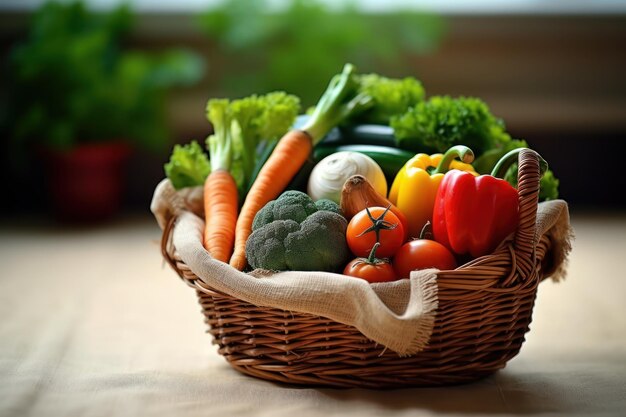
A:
[246,191,349,271]
[252,191,319,231]
[164,140,211,189]
[354,74,425,125]
[390,96,512,156]
[314,199,343,215]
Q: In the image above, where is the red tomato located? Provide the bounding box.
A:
[346,207,405,258]
[343,258,397,283]
[393,239,457,279]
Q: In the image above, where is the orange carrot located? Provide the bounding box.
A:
[203,169,238,263]
[229,130,312,270]
[229,64,371,270]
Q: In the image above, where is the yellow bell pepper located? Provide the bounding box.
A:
[389,145,476,239]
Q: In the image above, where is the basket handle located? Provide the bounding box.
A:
[512,148,543,278]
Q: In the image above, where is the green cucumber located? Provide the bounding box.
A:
[337,124,397,147]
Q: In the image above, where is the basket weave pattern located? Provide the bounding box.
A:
[162,149,553,388]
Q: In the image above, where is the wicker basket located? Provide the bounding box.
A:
[161,149,555,389]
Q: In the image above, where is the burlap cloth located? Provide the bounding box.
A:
[151,179,573,355]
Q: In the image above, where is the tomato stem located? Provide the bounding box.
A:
[366,242,381,263]
[356,205,398,243]
[419,221,433,240]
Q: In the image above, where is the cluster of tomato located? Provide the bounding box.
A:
[342,206,457,283]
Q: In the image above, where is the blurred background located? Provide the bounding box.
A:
[1,0,625,223]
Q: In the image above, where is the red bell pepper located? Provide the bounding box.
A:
[432,148,533,258]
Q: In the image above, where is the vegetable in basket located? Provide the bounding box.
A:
[432,148,548,258]
[202,100,239,263]
[204,91,299,262]
[394,238,457,278]
[245,191,349,272]
[393,223,457,279]
[340,174,408,240]
[504,160,560,201]
[307,151,387,204]
[230,63,374,270]
[346,206,405,258]
[343,242,397,283]
[390,96,512,156]
[388,145,476,239]
[313,144,414,182]
[473,139,560,201]
[389,94,560,202]
[228,92,301,196]
[164,140,211,190]
[352,74,425,125]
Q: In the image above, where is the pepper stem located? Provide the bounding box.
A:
[490,147,548,178]
[432,145,475,175]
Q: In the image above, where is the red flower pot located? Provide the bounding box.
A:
[41,142,132,222]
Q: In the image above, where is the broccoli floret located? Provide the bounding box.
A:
[283,211,350,271]
[246,219,301,271]
[252,191,319,231]
[391,96,511,156]
[314,198,342,215]
[246,191,348,271]
[164,140,211,189]
[354,74,425,125]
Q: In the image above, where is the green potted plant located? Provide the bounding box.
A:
[5,1,204,221]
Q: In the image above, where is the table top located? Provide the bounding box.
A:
[1,210,625,417]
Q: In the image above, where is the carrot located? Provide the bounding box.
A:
[229,130,313,270]
[203,169,238,263]
[229,63,372,270]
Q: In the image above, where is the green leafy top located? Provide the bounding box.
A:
[205,99,234,174]
[302,63,373,143]
[391,96,512,156]
[389,95,560,200]
[355,74,426,125]
[205,92,300,195]
[504,164,560,201]
[164,141,211,190]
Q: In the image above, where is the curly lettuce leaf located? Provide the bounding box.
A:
[228,91,300,193]
[391,96,511,156]
[355,74,425,125]
[164,140,211,189]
